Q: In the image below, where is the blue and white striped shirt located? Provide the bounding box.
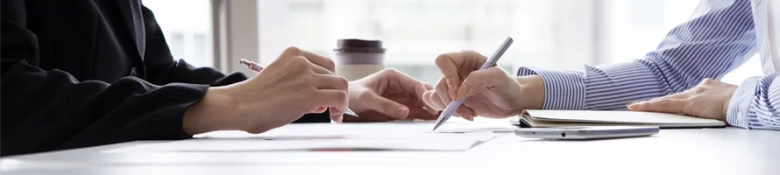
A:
[517,0,780,130]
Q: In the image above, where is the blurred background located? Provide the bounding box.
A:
[142,0,763,85]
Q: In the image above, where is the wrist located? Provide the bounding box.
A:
[721,86,738,121]
[516,75,545,110]
[183,86,240,135]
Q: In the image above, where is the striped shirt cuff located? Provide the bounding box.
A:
[727,76,760,129]
[517,67,586,110]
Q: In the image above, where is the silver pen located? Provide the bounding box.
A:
[239,58,359,117]
[432,37,513,131]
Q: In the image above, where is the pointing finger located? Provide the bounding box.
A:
[357,92,410,119]
[384,69,430,105]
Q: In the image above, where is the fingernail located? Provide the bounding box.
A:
[627,103,639,110]
[397,106,410,118]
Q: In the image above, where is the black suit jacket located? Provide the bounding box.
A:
[0,0,328,156]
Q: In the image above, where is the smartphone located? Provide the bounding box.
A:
[514,126,660,140]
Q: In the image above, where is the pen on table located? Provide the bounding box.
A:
[431,37,513,131]
[238,58,359,117]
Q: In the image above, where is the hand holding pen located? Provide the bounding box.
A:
[427,37,515,131]
[185,47,353,135]
[239,58,359,117]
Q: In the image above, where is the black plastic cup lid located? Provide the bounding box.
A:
[334,39,386,53]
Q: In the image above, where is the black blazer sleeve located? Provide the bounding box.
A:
[136,6,329,123]
[0,3,205,156]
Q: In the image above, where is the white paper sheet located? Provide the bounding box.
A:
[105,134,494,153]
[193,118,516,138]
[105,118,514,153]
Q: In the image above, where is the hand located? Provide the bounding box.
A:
[183,47,349,134]
[423,50,545,121]
[345,69,439,122]
[627,78,736,121]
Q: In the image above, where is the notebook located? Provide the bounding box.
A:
[512,110,726,128]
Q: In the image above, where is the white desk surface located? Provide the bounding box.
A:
[2,119,779,175]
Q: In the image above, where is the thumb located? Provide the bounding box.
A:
[627,99,688,114]
[362,92,410,119]
[455,67,510,100]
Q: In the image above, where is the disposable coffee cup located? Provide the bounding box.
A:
[333,39,386,81]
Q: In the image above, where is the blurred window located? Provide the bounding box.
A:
[260,0,561,84]
[143,0,761,85]
[142,0,213,67]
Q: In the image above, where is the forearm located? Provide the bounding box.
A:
[517,62,668,110]
[727,73,780,130]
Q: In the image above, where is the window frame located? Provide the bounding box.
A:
[211,0,260,75]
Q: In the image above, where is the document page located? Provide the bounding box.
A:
[105,118,511,153]
[105,134,495,153]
